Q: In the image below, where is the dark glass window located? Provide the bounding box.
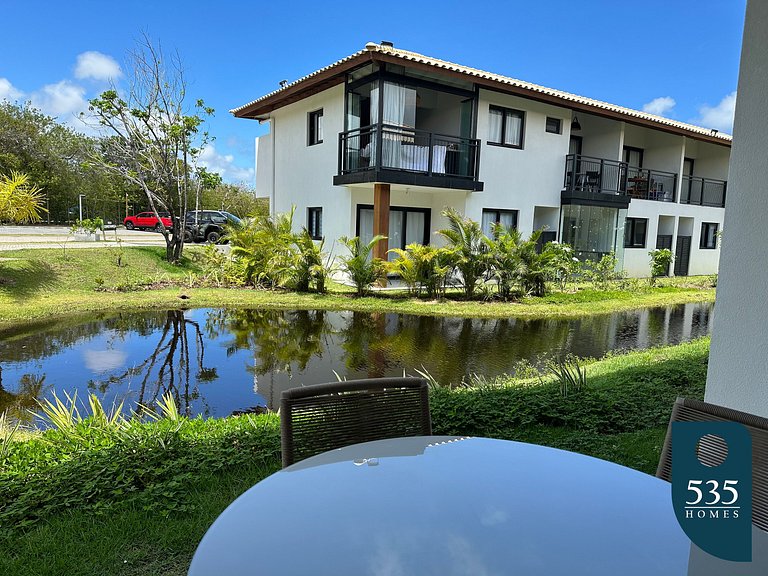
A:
[700,222,718,249]
[545,117,562,134]
[481,209,518,237]
[308,109,323,146]
[624,218,648,248]
[308,207,323,239]
[488,106,524,148]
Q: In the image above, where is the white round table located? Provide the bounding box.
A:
[188,436,714,575]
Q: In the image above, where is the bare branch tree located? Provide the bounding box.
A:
[84,34,215,262]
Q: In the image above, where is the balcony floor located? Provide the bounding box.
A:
[334,168,484,192]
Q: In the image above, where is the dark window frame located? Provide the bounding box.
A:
[308,109,323,146]
[487,105,525,149]
[482,208,519,237]
[307,207,323,240]
[545,117,562,134]
[355,204,431,248]
[700,222,719,249]
[622,145,645,168]
[624,217,648,248]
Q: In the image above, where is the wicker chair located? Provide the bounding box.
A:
[657,397,768,531]
[280,377,432,468]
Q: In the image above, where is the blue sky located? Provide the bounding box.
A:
[0,0,747,184]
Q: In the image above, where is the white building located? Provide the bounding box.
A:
[233,42,730,278]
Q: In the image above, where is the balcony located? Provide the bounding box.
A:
[333,123,483,191]
[680,176,727,207]
[625,166,677,202]
[562,154,630,209]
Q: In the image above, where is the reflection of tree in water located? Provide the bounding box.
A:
[206,309,332,376]
[88,311,217,417]
[0,370,48,424]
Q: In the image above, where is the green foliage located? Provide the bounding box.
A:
[292,229,329,293]
[546,355,587,397]
[0,171,46,223]
[338,235,387,296]
[584,252,624,290]
[70,217,104,234]
[387,243,452,298]
[0,393,281,536]
[547,241,582,291]
[438,207,487,298]
[648,248,673,284]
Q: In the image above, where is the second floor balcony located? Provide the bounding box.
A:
[333,123,484,191]
[680,176,727,207]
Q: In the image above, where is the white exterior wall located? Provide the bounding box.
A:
[706,0,768,417]
[468,89,568,237]
[269,84,351,243]
[622,200,724,277]
[253,71,730,279]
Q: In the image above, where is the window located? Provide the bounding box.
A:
[624,218,648,248]
[308,109,323,145]
[546,117,562,134]
[482,209,518,237]
[488,106,524,148]
[307,207,323,239]
[622,146,644,168]
[700,222,718,249]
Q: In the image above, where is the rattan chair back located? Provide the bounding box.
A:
[657,397,768,531]
[280,377,432,468]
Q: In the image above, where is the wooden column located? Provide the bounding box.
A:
[372,183,390,287]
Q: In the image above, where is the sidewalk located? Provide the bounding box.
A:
[0,225,167,251]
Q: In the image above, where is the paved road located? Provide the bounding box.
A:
[0,225,168,251]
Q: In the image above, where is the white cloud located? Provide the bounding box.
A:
[0,78,23,101]
[31,80,88,119]
[74,51,122,81]
[198,144,255,184]
[693,91,737,134]
[642,96,676,116]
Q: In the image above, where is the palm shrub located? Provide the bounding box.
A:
[292,229,329,293]
[387,243,453,298]
[516,230,557,297]
[438,207,488,299]
[547,241,582,291]
[229,209,297,288]
[483,224,522,300]
[338,235,387,296]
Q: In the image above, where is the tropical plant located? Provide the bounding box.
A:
[0,170,46,223]
[546,241,582,291]
[387,243,452,298]
[338,235,387,296]
[70,217,104,234]
[483,225,523,300]
[648,248,673,285]
[293,228,329,293]
[584,252,624,290]
[229,209,297,288]
[546,355,587,397]
[438,207,487,298]
[516,230,557,297]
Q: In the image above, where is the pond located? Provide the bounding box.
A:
[0,302,713,422]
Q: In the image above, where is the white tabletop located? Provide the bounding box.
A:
[188,436,766,575]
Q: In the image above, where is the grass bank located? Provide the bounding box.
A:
[0,246,715,326]
[0,337,709,576]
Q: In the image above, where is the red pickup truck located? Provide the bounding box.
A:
[123,212,173,231]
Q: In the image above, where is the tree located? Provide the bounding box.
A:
[438,207,488,299]
[0,171,46,223]
[86,36,214,262]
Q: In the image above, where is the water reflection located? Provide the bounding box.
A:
[0,302,713,419]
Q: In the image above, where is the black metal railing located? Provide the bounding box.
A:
[624,166,677,202]
[564,154,628,196]
[680,176,727,207]
[338,123,480,180]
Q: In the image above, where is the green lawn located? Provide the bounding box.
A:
[0,338,709,576]
[0,246,715,327]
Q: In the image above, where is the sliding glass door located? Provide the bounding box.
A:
[357,205,431,261]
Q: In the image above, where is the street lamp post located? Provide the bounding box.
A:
[78,194,85,222]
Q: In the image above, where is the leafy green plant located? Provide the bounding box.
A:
[387,243,452,298]
[70,218,104,235]
[338,235,387,296]
[0,411,21,468]
[547,241,582,291]
[438,207,487,299]
[584,252,624,290]
[229,209,297,288]
[648,248,673,285]
[292,229,330,293]
[546,356,587,397]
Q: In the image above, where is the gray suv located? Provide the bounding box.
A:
[184,210,242,243]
